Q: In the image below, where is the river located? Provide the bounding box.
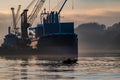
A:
[0,56,120,80]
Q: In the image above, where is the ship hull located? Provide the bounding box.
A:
[0,34,78,61]
[37,34,78,60]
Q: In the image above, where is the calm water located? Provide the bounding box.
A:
[0,56,120,80]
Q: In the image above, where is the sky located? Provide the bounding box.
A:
[0,0,120,41]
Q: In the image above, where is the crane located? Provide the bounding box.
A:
[52,0,68,15]
[21,0,45,40]
[11,5,21,35]
[10,0,46,45]
[58,0,67,15]
[11,7,16,32]
[16,5,21,25]
[11,0,45,30]
[28,0,45,26]
[26,0,37,9]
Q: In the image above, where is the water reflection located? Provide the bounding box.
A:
[20,60,28,80]
[0,56,120,80]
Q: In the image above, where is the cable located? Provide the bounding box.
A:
[72,0,74,10]
[26,0,37,9]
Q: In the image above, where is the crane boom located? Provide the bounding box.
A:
[11,8,16,31]
[26,0,37,9]
[52,0,63,11]
[58,0,67,15]
[16,5,21,25]
[28,0,45,25]
[15,0,37,26]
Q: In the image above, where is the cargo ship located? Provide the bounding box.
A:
[0,0,78,62]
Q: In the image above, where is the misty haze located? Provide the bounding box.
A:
[0,0,120,80]
[75,22,120,55]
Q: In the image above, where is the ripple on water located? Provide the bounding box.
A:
[0,57,120,80]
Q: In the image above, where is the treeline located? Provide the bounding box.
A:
[75,22,120,50]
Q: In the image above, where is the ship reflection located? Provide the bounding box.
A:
[0,55,76,80]
[20,59,28,80]
[0,56,119,80]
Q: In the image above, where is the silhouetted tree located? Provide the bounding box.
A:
[75,22,120,50]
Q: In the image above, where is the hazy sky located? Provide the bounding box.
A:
[0,0,120,25]
[0,0,120,40]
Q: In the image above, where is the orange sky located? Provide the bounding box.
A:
[0,0,120,26]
